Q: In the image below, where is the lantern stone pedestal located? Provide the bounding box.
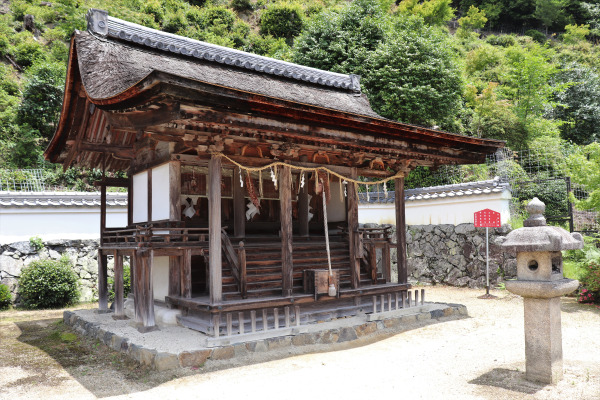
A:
[502,198,583,385]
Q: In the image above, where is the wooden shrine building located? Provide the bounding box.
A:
[45,9,504,335]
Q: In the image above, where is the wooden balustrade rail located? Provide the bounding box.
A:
[221,229,247,299]
[102,225,210,247]
[213,305,301,338]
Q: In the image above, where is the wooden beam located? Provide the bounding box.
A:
[395,177,407,284]
[280,166,293,297]
[208,155,222,304]
[136,249,157,332]
[104,102,181,129]
[98,251,109,311]
[113,251,126,319]
[181,249,192,298]
[79,142,134,159]
[298,173,309,237]
[147,168,152,222]
[347,168,360,289]
[94,177,129,187]
[168,255,181,298]
[169,161,181,221]
[233,166,245,238]
[127,174,133,227]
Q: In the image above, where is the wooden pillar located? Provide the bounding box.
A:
[169,161,181,221]
[168,255,181,298]
[233,166,245,238]
[347,168,360,289]
[135,249,157,332]
[133,251,143,324]
[395,177,408,284]
[98,251,109,311]
[113,251,126,319]
[127,174,133,227]
[181,249,192,298]
[209,155,222,304]
[298,176,309,237]
[280,166,293,297]
[147,168,152,222]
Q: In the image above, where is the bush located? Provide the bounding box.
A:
[0,284,11,310]
[524,29,547,44]
[18,257,80,309]
[231,0,254,13]
[108,264,131,302]
[578,262,600,304]
[260,2,305,42]
[485,34,516,47]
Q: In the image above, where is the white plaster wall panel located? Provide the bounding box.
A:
[133,171,148,223]
[151,163,170,221]
[152,256,169,301]
[358,191,511,226]
[0,207,127,244]
[327,182,347,222]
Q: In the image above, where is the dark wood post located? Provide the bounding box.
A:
[181,249,192,298]
[347,168,360,289]
[127,174,133,227]
[280,166,293,297]
[168,255,181,298]
[147,168,152,222]
[169,161,181,221]
[209,155,222,304]
[113,251,126,319]
[233,166,245,238]
[298,175,309,237]
[135,248,157,332]
[98,251,109,311]
[395,176,407,284]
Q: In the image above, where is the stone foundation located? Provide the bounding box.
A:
[63,302,467,371]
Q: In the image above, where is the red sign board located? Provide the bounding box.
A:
[474,209,501,228]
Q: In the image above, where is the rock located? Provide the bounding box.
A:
[179,350,211,367]
[267,336,291,350]
[455,223,476,235]
[291,333,316,346]
[0,255,21,277]
[155,353,179,371]
[355,322,377,337]
[246,341,268,352]
[211,346,235,360]
[337,327,358,342]
[9,241,34,255]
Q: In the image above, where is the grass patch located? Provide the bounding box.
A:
[564,260,587,281]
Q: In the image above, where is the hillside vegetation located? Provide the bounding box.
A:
[1,0,600,202]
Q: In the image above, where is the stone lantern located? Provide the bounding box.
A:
[502,197,582,384]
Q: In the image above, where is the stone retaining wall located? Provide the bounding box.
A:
[0,239,104,304]
[406,223,516,287]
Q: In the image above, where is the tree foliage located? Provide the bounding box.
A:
[18,257,80,309]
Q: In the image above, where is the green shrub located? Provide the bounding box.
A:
[163,10,188,33]
[108,264,131,302]
[29,235,44,251]
[0,284,11,310]
[524,29,547,44]
[231,0,254,12]
[578,262,600,304]
[485,34,516,47]
[260,2,305,42]
[18,257,80,309]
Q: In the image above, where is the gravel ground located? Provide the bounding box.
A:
[1,286,599,400]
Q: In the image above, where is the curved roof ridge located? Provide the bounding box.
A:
[86,9,361,93]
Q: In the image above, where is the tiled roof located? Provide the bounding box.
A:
[358,178,510,204]
[0,191,128,208]
[86,9,361,93]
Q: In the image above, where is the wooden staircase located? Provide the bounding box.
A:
[221,236,384,300]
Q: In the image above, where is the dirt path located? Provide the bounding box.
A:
[1,287,599,400]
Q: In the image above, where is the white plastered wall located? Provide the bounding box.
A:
[358,190,511,226]
[151,163,171,221]
[152,256,169,301]
[0,206,127,244]
[132,171,148,223]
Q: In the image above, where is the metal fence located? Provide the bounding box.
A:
[0,169,47,192]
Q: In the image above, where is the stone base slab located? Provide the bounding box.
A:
[63,302,467,372]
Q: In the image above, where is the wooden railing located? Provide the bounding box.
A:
[359,227,393,283]
[102,224,210,247]
[212,305,301,338]
[221,229,247,298]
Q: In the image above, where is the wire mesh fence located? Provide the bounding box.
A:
[0,169,47,192]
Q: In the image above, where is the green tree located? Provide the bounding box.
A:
[363,16,464,128]
[397,0,455,26]
[562,23,590,43]
[457,5,488,38]
[291,0,388,75]
[566,142,600,211]
[17,60,66,141]
[260,2,305,43]
[552,64,600,144]
[534,0,566,33]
